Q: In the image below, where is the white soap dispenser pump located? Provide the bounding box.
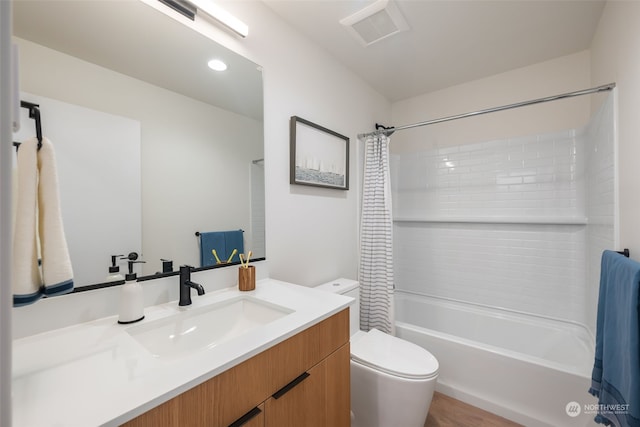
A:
[118,259,145,324]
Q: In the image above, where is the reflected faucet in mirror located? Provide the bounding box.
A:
[161,259,173,274]
[179,265,205,307]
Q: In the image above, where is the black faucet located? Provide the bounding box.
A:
[179,265,205,306]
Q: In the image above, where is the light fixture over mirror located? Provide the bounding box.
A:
[158,0,249,38]
[12,0,264,291]
[189,0,249,38]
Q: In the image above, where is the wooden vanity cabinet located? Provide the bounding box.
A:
[122,309,350,427]
[264,343,350,427]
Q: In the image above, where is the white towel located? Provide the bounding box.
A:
[12,137,73,307]
[38,138,73,296]
[12,138,42,306]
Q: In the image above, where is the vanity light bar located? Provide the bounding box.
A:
[158,0,196,20]
[187,0,249,38]
[156,0,248,38]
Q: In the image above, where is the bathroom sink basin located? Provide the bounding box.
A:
[126,296,293,359]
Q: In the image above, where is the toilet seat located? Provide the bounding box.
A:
[351,329,439,380]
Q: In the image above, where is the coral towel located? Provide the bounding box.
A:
[13,137,73,306]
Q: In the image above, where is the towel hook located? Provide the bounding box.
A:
[14,101,43,151]
[617,248,630,258]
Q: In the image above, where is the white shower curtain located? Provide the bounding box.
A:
[359,132,395,335]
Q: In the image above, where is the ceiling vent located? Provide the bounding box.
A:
[340,0,409,47]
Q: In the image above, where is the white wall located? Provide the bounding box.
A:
[190,1,391,286]
[391,51,592,152]
[590,0,640,256]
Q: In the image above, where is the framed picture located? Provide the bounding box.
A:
[290,116,349,190]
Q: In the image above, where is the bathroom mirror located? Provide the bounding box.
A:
[12,0,264,288]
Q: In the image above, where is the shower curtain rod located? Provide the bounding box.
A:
[358,82,616,139]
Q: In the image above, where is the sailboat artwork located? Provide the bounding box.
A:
[290,116,349,190]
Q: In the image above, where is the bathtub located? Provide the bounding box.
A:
[394,291,599,427]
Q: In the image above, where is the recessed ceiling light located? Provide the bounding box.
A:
[207,59,227,71]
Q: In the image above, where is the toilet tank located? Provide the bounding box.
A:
[315,278,359,337]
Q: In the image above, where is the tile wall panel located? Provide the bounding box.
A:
[393,96,614,327]
[394,222,587,322]
[393,130,584,220]
[585,96,616,334]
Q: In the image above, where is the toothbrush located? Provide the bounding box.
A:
[226,249,238,263]
[212,249,222,264]
[239,251,252,268]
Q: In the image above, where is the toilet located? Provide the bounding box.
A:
[315,278,439,427]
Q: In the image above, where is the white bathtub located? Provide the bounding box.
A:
[394,291,599,427]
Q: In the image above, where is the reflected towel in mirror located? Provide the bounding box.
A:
[199,230,244,267]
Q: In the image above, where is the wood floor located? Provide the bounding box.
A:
[424,392,523,427]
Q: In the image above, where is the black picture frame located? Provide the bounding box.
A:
[290,116,349,190]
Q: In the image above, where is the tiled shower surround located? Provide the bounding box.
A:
[392,95,614,331]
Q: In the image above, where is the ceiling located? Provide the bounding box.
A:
[12,0,606,110]
[262,0,606,103]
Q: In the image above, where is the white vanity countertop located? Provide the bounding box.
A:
[12,279,352,427]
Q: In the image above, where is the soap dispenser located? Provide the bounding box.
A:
[105,254,125,283]
[118,259,146,324]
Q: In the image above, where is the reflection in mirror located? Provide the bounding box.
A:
[12,0,264,288]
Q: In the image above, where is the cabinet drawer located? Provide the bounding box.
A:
[205,348,271,426]
[228,403,264,427]
[264,358,327,427]
[268,308,349,392]
[264,343,350,427]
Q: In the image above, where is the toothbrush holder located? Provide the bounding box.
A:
[238,265,256,291]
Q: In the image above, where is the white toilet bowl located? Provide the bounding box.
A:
[315,279,439,427]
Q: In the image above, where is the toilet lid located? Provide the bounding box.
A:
[351,329,439,380]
